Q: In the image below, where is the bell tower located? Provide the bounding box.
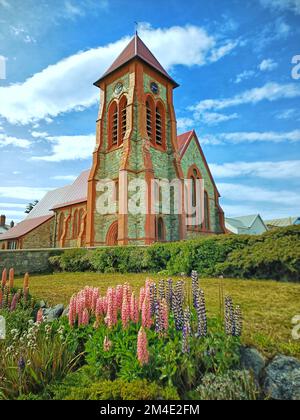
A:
[86,34,186,246]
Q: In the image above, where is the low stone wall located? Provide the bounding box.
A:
[0,248,64,275]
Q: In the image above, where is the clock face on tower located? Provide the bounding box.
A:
[150,82,159,95]
[114,82,123,95]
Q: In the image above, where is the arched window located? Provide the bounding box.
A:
[146,98,154,142]
[191,175,197,208]
[58,213,65,240]
[155,104,164,146]
[119,96,127,143]
[204,191,210,231]
[108,101,118,147]
[73,210,78,238]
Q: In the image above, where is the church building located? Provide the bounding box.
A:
[0,35,225,250]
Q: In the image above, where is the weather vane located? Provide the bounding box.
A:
[134,21,139,35]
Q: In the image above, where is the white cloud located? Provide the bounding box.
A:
[177,117,194,132]
[0,0,10,8]
[192,82,300,114]
[275,108,300,120]
[32,134,95,162]
[0,186,51,200]
[219,182,300,206]
[234,70,256,84]
[260,0,300,15]
[0,133,31,148]
[259,59,278,71]
[210,160,300,179]
[51,175,77,181]
[222,203,297,219]
[0,202,27,208]
[202,130,300,145]
[31,131,49,138]
[200,112,239,125]
[209,40,239,63]
[0,24,239,125]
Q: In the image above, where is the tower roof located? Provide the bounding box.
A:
[94,34,179,88]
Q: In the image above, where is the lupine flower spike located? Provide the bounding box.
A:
[137,327,149,366]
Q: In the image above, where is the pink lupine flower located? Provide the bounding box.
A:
[82,308,89,326]
[1,268,7,288]
[137,327,149,366]
[92,288,99,312]
[102,296,108,314]
[10,292,20,312]
[23,273,29,294]
[36,308,43,324]
[103,336,112,352]
[106,288,117,328]
[139,287,146,311]
[130,292,139,323]
[9,268,14,290]
[160,298,169,333]
[0,289,3,308]
[116,285,123,310]
[69,296,76,327]
[121,292,130,329]
[96,297,103,318]
[78,310,83,326]
[142,287,152,329]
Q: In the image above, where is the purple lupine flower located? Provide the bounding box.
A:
[166,278,173,309]
[191,270,199,308]
[150,283,157,317]
[182,308,191,354]
[158,279,166,300]
[233,305,243,337]
[225,296,234,336]
[172,281,185,331]
[195,289,207,338]
[18,357,26,373]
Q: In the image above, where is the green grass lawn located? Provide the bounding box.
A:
[15,272,300,360]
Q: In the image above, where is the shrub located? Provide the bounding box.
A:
[48,226,300,281]
[55,378,179,400]
[51,249,92,272]
[217,235,300,281]
[188,371,259,400]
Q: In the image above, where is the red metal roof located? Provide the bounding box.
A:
[177,130,194,156]
[0,215,53,241]
[51,170,89,210]
[95,34,178,87]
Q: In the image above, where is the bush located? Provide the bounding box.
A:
[217,235,300,281]
[48,226,300,282]
[51,249,92,272]
[188,371,258,400]
[55,378,179,400]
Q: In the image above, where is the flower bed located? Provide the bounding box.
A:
[0,269,260,400]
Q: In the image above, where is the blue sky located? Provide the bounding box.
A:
[0,0,299,223]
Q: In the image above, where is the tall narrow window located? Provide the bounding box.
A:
[78,209,84,235]
[146,100,153,141]
[109,101,118,148]
[58,213,65,240]
[112,105,118,145]
[156,105,162,145]
[119,97,127,143]
[157,217,165,242]
[204,191,210,231]
[73,210,78,238]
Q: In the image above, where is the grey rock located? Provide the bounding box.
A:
[39,300,47,309]
[263,355,300,400]
[43,304,64,321]
[240,347,266,381]
[62,305,70,317]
